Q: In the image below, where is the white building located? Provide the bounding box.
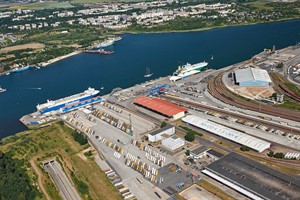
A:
[182,115,271,153]
[162,135,185,150]
[148,124,175,142]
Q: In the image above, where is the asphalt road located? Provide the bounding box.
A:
[44,161,81,200]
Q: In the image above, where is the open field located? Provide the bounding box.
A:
[71,0,144,3]
[0,43,45,53]
[9,1,73,10]
[243,1,273,10]
[0,123,122,200]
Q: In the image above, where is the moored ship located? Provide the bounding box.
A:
[0,86,6,93]
[169,61,208,81]
[97,36,122,48]
[36,87,102,114]
[11,65,32,73]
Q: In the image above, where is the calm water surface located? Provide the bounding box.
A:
[0,19,300,138]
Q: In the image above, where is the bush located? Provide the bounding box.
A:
[267,151,274,157]
[71,131,88,145]
[274,152,285,159]
[240,146,250,151]
[71,172,89,195]
[185,150,190,156]
[276,62,284,68]
[161,122,167,128]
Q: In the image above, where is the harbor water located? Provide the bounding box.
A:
[0,19,300,138]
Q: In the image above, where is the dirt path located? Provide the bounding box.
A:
[30,159,51,200]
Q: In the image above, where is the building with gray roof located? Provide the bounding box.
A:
[203,152,300,200]
[234,67,272,86]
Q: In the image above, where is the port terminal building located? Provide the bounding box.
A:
[134,96,188,120]
[203,152,300,200]
[182,115,271,153]
[234,67,272,86]
[148,124,175,142]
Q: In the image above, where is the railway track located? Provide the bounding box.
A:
[270,72,300,103]
[161,94,300,135]
[207,74,300,122]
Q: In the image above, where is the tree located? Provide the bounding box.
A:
[185,150,190,156]
[161,122,167,128]
[185,132,195,142]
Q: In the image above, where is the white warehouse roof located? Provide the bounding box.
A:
[235,68,272,83]
[182,115,271,153]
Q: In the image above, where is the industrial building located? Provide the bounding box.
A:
[134,96,188,120]
[234,67,272,86]
[162,136,185,150]
[203,152,300,200]
[182,115,271,153]
[190,146,211,159]
[148,124,175,142]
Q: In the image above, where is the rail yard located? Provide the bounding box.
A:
[21,44,300,200]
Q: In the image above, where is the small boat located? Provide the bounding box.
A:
[211,55,214,60]
[144,67,153,78]
[36,66,41,69]
[0,86,6,93]
[100,84,104,90]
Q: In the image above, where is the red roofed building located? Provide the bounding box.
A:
[134,96,188,120]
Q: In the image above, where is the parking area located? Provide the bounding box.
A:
[157,163,201,195]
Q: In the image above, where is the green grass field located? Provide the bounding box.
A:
[0,123,122,200]
[10,1,73,10]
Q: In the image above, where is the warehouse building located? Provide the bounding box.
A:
[234,67,272,86]
[182,115,271,153]
[162,135,185,151]
[203,152,300,200]
[148,124,175,142]
[134,96,188,120]
[190,146,211,159]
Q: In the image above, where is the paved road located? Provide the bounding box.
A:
[44,161,81,200]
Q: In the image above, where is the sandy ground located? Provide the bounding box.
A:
[0,42,45,53]
[233,86,275,99]
[180,184,222,200]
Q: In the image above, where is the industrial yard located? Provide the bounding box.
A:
[19,44,300,200]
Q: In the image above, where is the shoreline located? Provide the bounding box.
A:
[116,17,300,35]
[37,18,300,70]
[39,50,81,67]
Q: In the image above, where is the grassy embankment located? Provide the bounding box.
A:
[0,123,122,200]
